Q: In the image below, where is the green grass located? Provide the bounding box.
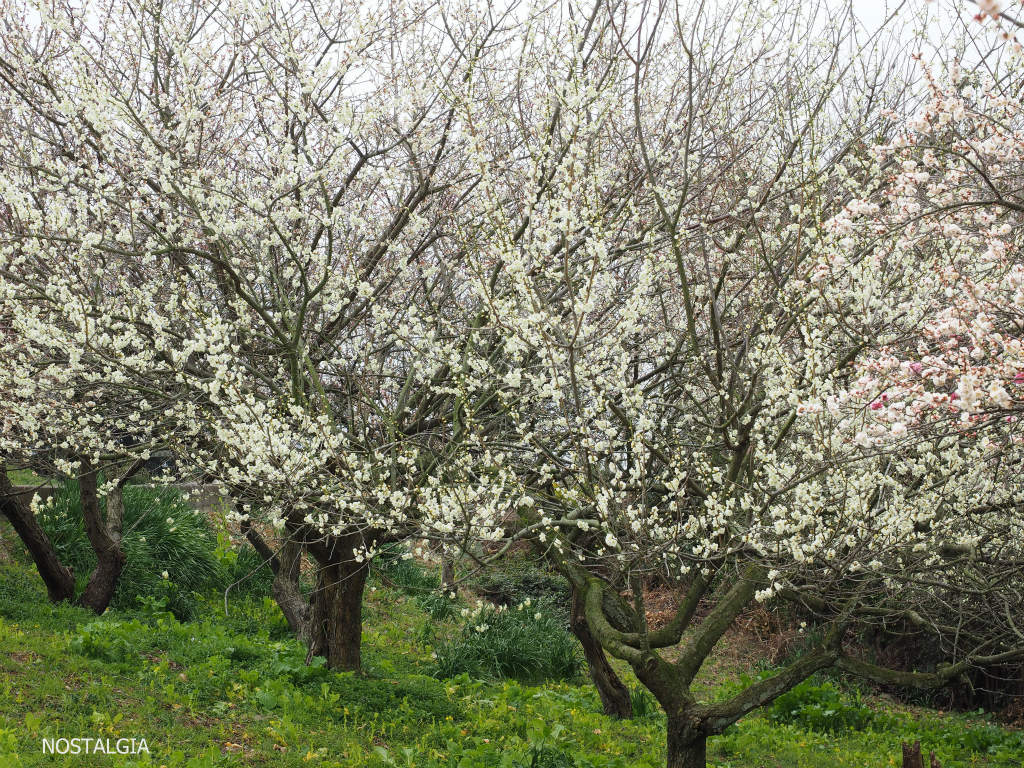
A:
[434,598,582,684]
[1,558,1023,767]
[36,482,226,619]
[4,469,50,486]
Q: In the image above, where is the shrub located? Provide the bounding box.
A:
[856,622,1024,711]
[38,481,224,618]
[219,539,276,598]
[472,563,571,621]
[769,680,881,733]
[434,598,581,684]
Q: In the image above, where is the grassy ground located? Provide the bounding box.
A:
[4,469,50,487]
[1,558,1023,767]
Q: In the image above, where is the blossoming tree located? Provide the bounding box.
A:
[0,0,624,668]
[809,47,1024,702]
[0,164,186,611]
[461,4,1024,766]
[4,1,1024,764]
[833,57,1024,435]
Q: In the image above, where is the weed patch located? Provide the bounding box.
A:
[434,599,581,684]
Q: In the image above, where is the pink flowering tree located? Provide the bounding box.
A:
[827,57,1024,450]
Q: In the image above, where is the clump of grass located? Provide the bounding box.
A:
[434,598,581,684]
[630,685,662,719]
[37,481,224,619]
[417,589,461,620]
[375,546,440,592]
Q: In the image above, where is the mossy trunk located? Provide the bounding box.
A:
[310,557,369,671]
[571,584,632,718]
[666,715,707,768]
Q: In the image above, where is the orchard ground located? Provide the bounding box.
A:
[1,528,1023,768]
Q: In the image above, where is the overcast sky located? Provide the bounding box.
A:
[850,0,920,32]
[847,0,1021,39]
[843,0,1012,63]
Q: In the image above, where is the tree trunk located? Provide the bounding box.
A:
[247,521,369,670]
[309,557,369,671]
[902,741,924,768]
[666,715,707,768]
[441,547,456,591]
[241,522,312,642]
[105,484,126,542]
[0,467,75,603]
[571,584,633,718]
[271,540,312,643]
[901,741,941,768]
[77,466,126,614]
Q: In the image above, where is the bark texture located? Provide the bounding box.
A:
[441,548,456,591]
[666,715,707,768]
[76,467,126,613]
[901,741,942,768]
[0,467,75,602]
[570,584,633,718]
[270,539,311,642]
[310,557,369,671]
[241,522,312,642]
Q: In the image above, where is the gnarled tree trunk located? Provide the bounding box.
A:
[570,584,633,718]
[666,714,707,768]
[270,539,311,641]
[241,522,312,642]
[77,466,126,613]
[0,466,75,602]
[309,556,369,671]
[241,522,371,670]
